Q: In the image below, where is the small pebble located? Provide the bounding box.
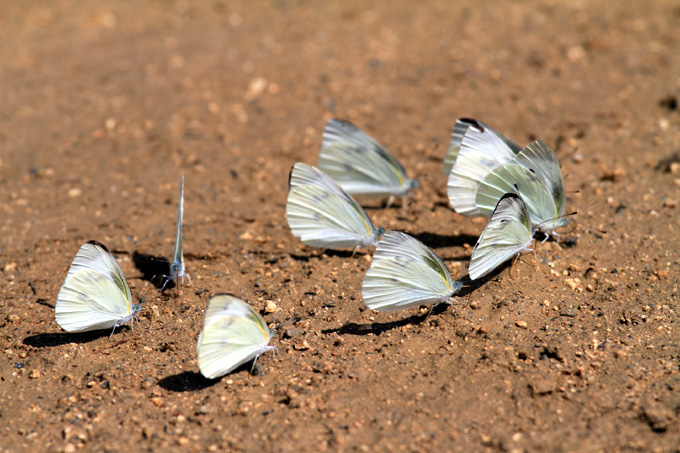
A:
[29,369,40,379]
[239,231,253,240]
[515,321,528,329]
[264,300,278,314]
[294,339,311,351]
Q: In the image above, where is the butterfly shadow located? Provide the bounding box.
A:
[158,362,264,393]
[157,371,219,392]
[132,251,170,290]
[23,328,129,348]
[410,231,478,250]
[456,256,533,297]
[322,305,449,337]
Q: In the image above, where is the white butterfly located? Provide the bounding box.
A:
[318,118,417,207]
[197,294,275,379]
[468,193,535,280]
[286,163,385,251]
[362,231,462,311]
[162,175,191,291]
[55,241,141,333]
[475,140,568,236]
[447,121,521,216]
[443,118,521,176]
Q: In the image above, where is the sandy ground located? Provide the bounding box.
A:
[1,1,679,451]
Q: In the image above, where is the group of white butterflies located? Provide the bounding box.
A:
[55,176,273,379]
[286,118,569,310]
[52,117,568,381]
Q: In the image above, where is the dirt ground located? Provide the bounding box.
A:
[1,0,679,451]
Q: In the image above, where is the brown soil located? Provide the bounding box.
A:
[1,1,679,451]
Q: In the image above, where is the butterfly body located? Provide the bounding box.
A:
[56,241,140,333]
[475,141,567,236]
[469,193,535,280]
[362,231,462,312]
[286,163,384,250]
[197,294,275,379]
[163,175,191,291]
[443,118,521,177]
[447,122,520,216]
[319,119,417,205]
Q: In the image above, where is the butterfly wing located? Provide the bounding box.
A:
[289,161,350,198]
[170,174,186,279]
[468,194,535,280]
[475,162,556,223]
[197,295,274,379]
[287,164,379,249]
[319,119,413,197]
[362,231,460,311]
[447,124,519,216]
[443,119,521,176]
[55,241,135,332]
[510,140,566,229]
[286,184,377,248]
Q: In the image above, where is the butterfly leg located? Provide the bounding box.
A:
[510,253,523,278]
[423,304,436,320]
[386,195,396,208]
[400,196,409,212]
[160,275,173,292]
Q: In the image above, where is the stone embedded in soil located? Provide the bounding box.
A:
[529,377,557,396]
[294,339,311,351]
[283,328,301,339]
[640,403,674,432]
[29,369,40,379]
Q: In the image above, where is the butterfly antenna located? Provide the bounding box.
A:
[568,217,607,236]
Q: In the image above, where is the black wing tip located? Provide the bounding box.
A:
[86,240,110,252]
[327,118,355,129]
[458,118,484,132]
[287,164,298,188]
[499,192,521,203]
[492,193,523,216]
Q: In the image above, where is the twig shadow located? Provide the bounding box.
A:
[157,371,219,392]
[23,329,125,348]
[322,305,449,336]
[132,251,169,290]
